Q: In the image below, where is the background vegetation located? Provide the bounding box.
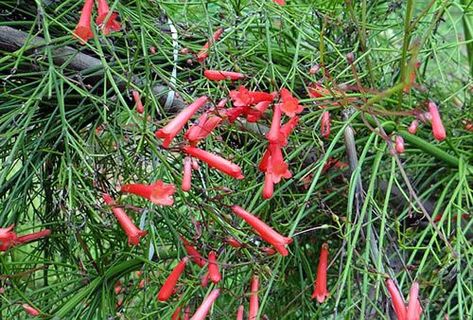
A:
[0,0,472,319]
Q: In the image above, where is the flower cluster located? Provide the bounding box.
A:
[73,0,121,44]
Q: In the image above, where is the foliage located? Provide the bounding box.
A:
[0,0,472,319]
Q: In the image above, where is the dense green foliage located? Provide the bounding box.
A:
[0,0,472,319]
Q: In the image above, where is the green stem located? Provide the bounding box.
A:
[461,0,473,77]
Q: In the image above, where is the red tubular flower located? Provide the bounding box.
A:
[311,243,330,303]
[408,120,419,134]
[182,146,244,179]
[184,113,223,145]
[230,86,252,107]
[249,275,259,320]
[103,193,147,246]
[262,172,274,199]
[272,0,286,5]
[197,28,224,62]
[230,205,292,256]
[428,101,446,141]
[192,158,200,170]
[132,90,144,114]
[216,98,228,109]
[225,237,243,248]
[204,70,245,81]
[155,96,208,148]
[0,225,17,251]
[279,116,299,146]
[261,247,277,256]
[182,157,192,192]
[320,111,331,139]
[15,229,51,245]
[171,307,182,320]
[120,180,176,206]
[96,0,121,34]
[114,280,122,295]
[157,257,189,302]
[184,306,191,320]
[22,304,40,317]
[73,0,94,44]
[266,104,282,144]
[180,236,206,267]
[236,305,244,320]
[395,135,405,154]
[308,83,331,98]
[247,101,271,123]
[208,251,221,284]
[190,289,220,320]
[278,88,303,118]
[406,282,422,320]
[386,279,407,320]
[267,144,292,183]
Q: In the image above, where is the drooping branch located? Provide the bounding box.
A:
[0,26,184,111]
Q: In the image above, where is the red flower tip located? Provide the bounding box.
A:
[320,111,331,139]
[230,205,292,256]
[204,70,245,81]
[236,305,244,320]
[278,88,303,118]
[196,28,224,62]
[309,65,320,75]
[22,304,40,317]
[172,306,182,320]
[184,306,191,320]
[114,280,122,295]
[386,279,407,320]
[190,289,220,320]
[225,237,243,248]
[157,257,189,302]
[180,236,206,267]
[120,180,176,206]
[311,243,330,303]
[96,0,121,35]
[406,282,422,320]
[132,90,144,114]
[208,251,221,284]
[395,135,405,154]
[183,146,244,179]
[182,157,192,192]
[102,193,147,246]
[249,275,259,320]
[428,101,446,141]
[308,83,332,98]
[0,225,17,251]
[155,96,208,148]
[73,0,94,44]
[408,120,419,134]
[261,247,277,256]
[201,272,210,287]
[272,0,286,5]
